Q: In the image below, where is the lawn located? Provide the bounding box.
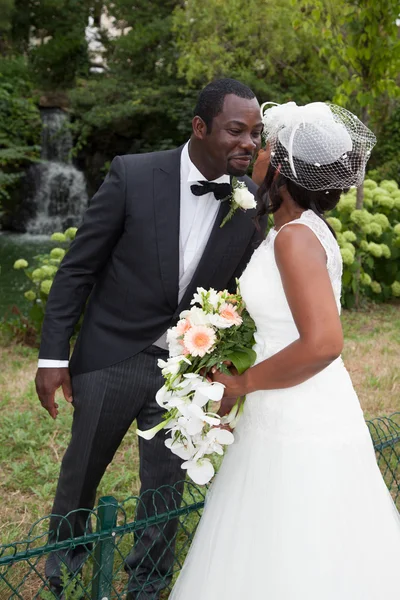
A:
[1,302,399,544]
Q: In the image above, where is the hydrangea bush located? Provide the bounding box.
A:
[13,227,77,332]
[327,179,400,308]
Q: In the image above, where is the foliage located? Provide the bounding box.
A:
[295,0,400,208]
[13,0,91,89]
[0,58,41,205]
[0,0,14,38]
[327,179,400,308]
[172,0,336,103]
[67,0,193,170]
[39,564,84,600]
[367,102,400,183]
[294,0,400,123]
[69,80,195,159]
[12,227,77,334]
[102,0,179,82]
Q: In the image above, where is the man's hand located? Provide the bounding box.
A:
[35,367,73,419]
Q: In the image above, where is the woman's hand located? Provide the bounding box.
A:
[210,368,241,397]
[210,367,247,416]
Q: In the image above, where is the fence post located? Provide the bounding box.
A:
[91,496,118,600]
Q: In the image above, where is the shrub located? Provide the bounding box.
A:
[13,227,77,333]
[329,179,400,308]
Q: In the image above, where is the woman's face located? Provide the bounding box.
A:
[251,145,271,186]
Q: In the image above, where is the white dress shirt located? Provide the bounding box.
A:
[38,142,229,366]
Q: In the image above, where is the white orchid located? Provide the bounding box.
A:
[155,384,189,409]
[136,415,175,440]
[186,404,221,434]
[175,413,203,437]
[182,374,225,405]
[157,355,190,377]
[221,398,245,429]
[165,435,195,460]
[181,457,215,485]
[204,427,234,455]
[155,385,174,409]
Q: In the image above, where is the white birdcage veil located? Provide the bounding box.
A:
[261,101,376,191]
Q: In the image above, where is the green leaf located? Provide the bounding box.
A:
[342,269,352,286]
[226,348,257,374]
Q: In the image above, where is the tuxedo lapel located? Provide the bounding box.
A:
[174,196,233,316]
[174,175,254,317]
[153,147,183,310]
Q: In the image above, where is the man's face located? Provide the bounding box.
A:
[199,94,263,177]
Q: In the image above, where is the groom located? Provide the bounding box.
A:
[35,78,264,599]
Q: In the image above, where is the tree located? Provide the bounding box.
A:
[28,0,91,89]
[295,0,400,207]
[0,73,41,208]
[68,0,195,191]
[172,0,337,104]
[0,0,14,53]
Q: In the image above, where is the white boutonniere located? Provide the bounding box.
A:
[220,177,257,228]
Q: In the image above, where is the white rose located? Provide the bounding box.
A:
[209,313,234,329]
[187,306,212,326]
[166,327,184,357]
[234,187,256,210]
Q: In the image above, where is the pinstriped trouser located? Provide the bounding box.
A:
[45,347,184,597]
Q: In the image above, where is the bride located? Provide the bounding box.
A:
[169,102,400,599]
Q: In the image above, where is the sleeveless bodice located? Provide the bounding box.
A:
[239,210,343,363]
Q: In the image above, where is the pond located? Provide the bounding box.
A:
[0,232,53,318]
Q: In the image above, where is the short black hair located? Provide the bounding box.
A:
[194,78,256,132]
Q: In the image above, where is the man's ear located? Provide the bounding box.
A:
[192,116,208,140]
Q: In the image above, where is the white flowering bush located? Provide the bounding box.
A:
[13,227,77,332]
[328,178,400,307]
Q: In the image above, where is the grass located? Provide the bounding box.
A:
[0,342,141,546]
[0,302,399,593]
[341,302,400,418]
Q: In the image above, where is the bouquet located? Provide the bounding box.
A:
[137,286,257,485]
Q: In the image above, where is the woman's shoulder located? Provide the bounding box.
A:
[274,219,328,262]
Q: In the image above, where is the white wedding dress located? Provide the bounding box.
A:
[170,210,400,599]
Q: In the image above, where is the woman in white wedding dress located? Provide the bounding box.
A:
[169,102,400,599]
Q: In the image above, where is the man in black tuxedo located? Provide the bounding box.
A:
[35,78,264,599]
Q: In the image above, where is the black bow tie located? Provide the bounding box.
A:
[190,180,232,201]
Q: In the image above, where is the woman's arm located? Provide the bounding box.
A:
[212,223,343,398]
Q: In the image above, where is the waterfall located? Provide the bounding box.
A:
[26,109,88,235]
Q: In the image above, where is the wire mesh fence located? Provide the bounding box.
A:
[1,413,399,600]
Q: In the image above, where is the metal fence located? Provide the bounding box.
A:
[1,413,399,600]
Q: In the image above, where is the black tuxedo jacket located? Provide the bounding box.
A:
[39,145,266,375]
